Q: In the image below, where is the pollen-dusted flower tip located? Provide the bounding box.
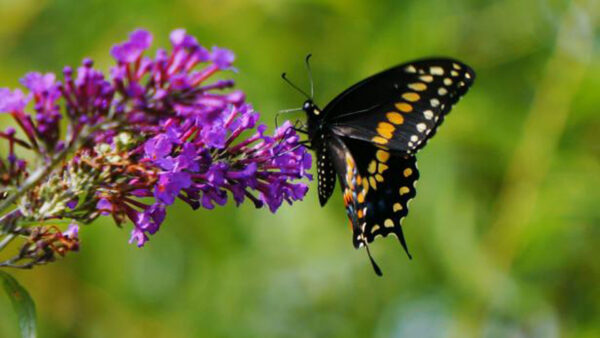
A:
[0,28,311,263]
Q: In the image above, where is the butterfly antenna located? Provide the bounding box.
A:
[364,240,383,276]
[281,72,311,100]
[305,54,314,99]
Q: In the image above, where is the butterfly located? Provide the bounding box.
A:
[281,56,475,275]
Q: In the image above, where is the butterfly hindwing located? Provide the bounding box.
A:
[326,59,475,154]
[327,135,420,257]
[326,135,368,248]
[342,138,419,256]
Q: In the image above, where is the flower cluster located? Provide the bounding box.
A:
[0,29,311,267]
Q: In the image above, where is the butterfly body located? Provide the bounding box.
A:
[295,58,475,275]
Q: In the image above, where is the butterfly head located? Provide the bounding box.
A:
[302,100,321,117]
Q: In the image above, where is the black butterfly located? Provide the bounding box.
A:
[282,57,475,275]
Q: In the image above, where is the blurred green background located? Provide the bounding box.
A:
[0,0,598,337]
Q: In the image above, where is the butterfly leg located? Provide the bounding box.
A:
[291,119,309,134]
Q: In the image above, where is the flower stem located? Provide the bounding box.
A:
[0,234,16,251]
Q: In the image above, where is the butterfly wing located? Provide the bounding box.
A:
[326,134,369,249]
[327,134,419,251]
[323,58,475,154]
[342,137,419,256]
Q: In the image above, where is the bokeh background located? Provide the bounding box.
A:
[0,0,598,337]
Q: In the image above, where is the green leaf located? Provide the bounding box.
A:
[0,271,37,338]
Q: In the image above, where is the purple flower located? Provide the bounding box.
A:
[20,72,62,147]
[61,60,114,130]
[0,88,28,113]
[66,199,78,209]
[96,198,113,216]
[211,47,235,70]
[0,28,312,253]
[129,29,153,49]
[135,203,166,236]
[63,223,79,239]
[21,72,57,93]
[110,29,153,63]
[155,171,192,205]
[129,227,149,247]
[170,29,197,50]
[173,142,199,171]
[145,134,175,169]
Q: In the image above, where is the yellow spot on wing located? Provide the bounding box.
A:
[403,168,413,177]
[377,122,395,139]
[371,225,380,233]
[402,92,420,102]
[384,219,394,228]
[369,177,378,190]
[368,160,377,174]
[387,112,405,125]
[394,103,413,113]
[376,150,390,163]
[399,186,410,195]
[430,66,444,75]
[393,203,403,212]
[419,75,433,83]
[375,174,384,182]
[378,163,389,174]
[372,136,388,145]
[408,82,427,91]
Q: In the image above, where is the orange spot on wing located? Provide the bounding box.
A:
[376,122,395,139]
[394,103,413,113]
[402,92,420,102]
[387,112,405,125]
[372,136,389,145]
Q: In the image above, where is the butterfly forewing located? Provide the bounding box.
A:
[325,59,475,154]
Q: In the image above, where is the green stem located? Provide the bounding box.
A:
[0,234,16,251]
